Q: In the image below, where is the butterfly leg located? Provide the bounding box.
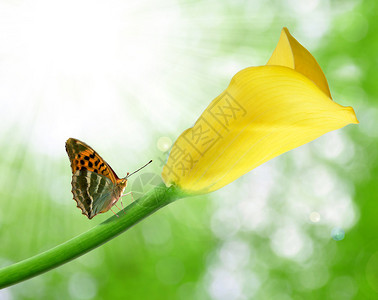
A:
[114,203,125,215]
[121,191,134,202]
[120,200,125,214]
[116,197,126,214]
[110,208,119,218]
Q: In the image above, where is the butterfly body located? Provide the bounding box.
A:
[66,138,128,219]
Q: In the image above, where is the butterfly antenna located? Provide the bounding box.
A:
[125,160,152,178]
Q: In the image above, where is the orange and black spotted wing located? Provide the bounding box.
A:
[66,138,121,219]
[65,138,119,183]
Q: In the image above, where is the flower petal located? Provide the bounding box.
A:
[161,65,358,194]
[267,27,332,98]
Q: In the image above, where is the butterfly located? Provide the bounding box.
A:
[66,138,152,219]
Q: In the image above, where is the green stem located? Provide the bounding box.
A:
[0,184,187,289]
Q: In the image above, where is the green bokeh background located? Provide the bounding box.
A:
[0,0,377,299]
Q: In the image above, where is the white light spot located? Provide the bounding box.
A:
[271,226,303,257]
[302,166,336,197]
[322,194,357,229]
[238,200,268,232]
[68,273,97,300]
[219,240,250,270]
[309,211,321,223]
[157,136,172,152]
[334,63,362,81]
[359,107,378,138]
[316,131,346,160]
[208,268,242,300]
[211,209,240,239]
[0,288,12,300]
[270,225,313,261]
[288,0,319,13]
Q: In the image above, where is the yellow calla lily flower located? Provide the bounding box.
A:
[162,27,358,194]
[267,27,332,98]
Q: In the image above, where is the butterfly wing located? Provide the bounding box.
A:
[66,138,122,219]
[66,138,119,183]
[72,169,115,219]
